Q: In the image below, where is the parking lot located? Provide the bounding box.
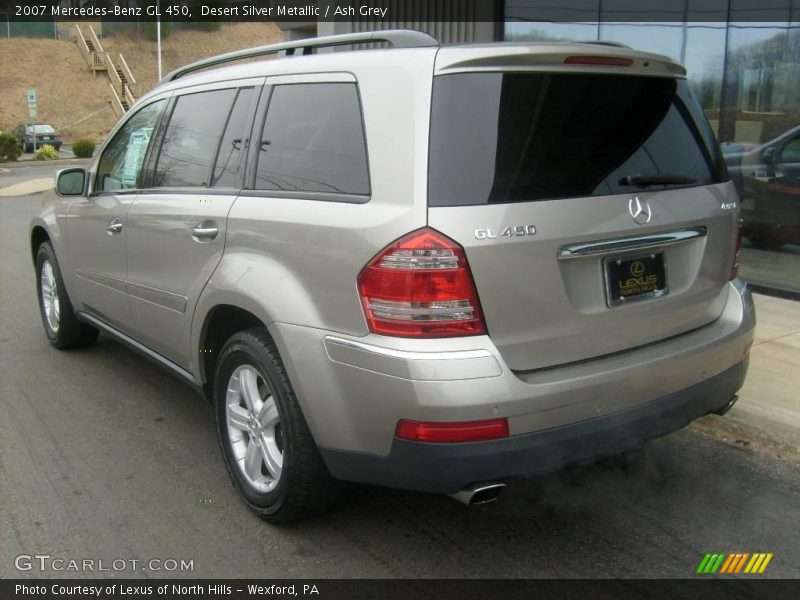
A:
[1,163,799,579]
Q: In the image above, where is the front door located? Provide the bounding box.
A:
[67,99,166,332]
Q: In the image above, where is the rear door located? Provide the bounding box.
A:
[427,69,737,371]
[124,80,261,369]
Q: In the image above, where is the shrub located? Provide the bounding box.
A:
[72,138,96,158]
[189,0,222,29]
[35,144,59,161]
[0,132,22,162]
[142,20,173,41]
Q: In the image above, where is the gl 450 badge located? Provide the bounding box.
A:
[475,225,536,240]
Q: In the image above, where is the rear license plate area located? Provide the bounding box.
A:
[604,253,667,307]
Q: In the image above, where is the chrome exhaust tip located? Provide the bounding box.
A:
[449,482,506,506]
[713,395,739,416]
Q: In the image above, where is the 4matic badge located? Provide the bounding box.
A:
[475,225,537,240]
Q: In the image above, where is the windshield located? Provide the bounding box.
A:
[428,73,727,206]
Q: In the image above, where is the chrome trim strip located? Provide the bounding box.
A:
[324,336,493,361]
[126,281,187,313]
[76,270,187,312]
[557,227,707,260]
[76,312,199,387]
[74,269,126,293]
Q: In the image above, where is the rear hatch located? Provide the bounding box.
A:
[427,46,738,371]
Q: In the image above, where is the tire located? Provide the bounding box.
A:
[214,328,341,523]
[35,242,99,349]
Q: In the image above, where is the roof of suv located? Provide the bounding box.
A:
[140,30,685,105]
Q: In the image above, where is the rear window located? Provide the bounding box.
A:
[29,125,56,135]
[428,73,727,206]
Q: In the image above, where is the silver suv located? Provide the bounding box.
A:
[31,31,755,522]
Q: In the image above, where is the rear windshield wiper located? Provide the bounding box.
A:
[620,173,698,188]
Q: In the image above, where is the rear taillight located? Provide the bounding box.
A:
[395,418,509,443]
[731,220,742,279]
[357,227,486,338]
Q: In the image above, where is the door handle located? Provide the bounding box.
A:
[106,218,123,235]
[192,222,219,240]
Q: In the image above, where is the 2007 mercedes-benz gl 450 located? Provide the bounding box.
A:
[31,31,755,522]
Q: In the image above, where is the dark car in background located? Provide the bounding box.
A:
[724,125,800,249]
[14,123,63,153]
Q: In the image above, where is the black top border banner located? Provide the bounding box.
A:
[1,0,800,23]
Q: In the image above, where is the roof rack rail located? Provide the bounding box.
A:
[579,40,632,49]
[159,29,439,86]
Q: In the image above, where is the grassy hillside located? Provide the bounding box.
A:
[0,22,282,143]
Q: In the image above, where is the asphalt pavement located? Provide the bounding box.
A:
[1,171,799,579]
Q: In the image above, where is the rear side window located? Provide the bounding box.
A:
[428,73,727,206]
[153,88,237,188]
[780,137,800,163]
[211,87,255,188]
[254,83,370,196]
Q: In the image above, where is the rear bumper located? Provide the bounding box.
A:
[319,359,747,493]
[270,280,755,493]
[23,141,62,150]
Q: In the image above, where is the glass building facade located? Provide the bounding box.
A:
[505,7,800,295]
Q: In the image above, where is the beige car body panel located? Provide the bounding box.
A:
[31,39,755,494]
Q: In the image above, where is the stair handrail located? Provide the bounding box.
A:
[108,83,125,117]
[118,53,138,97]
[74,25,93,68]
[87,26,105,56]
[125,86,136,109]
[107,53,123,88]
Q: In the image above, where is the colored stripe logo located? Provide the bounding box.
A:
[696,552,773,574]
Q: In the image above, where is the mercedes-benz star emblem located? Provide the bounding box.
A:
[628,196,652,225]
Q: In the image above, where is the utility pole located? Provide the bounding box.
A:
[156,4,162,81]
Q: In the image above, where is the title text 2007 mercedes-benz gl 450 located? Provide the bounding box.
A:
[31,31,754,522]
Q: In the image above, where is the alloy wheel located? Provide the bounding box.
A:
[40,260,60,333]
[225,364,284,493]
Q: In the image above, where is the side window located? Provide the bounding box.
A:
[779,138,800,164]
[255,83,369,196]
[153,88,237,188]
[211,87,255,188]
[95,100,165,192]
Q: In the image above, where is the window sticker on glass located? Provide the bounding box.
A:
[122,128,152,188]
[95,99,164,193]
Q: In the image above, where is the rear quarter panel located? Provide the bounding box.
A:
[190,50,437,381]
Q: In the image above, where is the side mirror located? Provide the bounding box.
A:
[56,168,86,196]
[762,147,776,165]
